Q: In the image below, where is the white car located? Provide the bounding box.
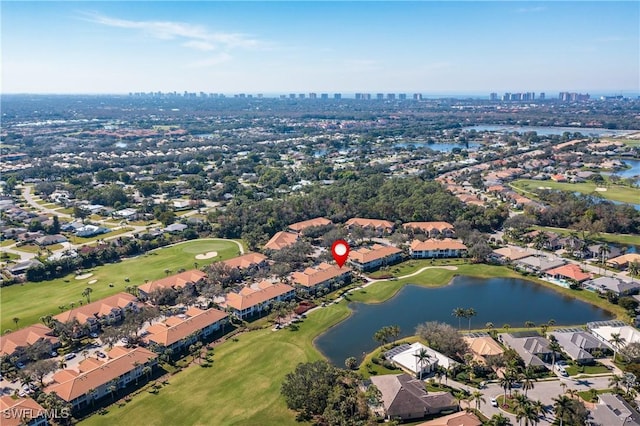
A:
[490,397,498,407]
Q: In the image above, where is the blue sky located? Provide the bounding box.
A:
[2,1,639,95]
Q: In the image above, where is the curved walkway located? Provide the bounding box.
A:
[364,265,459,286]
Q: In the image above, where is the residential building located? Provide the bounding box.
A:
[549,329,609,364]
[606,253,640,270]
[287,217,332,233]
[513,256,566,274]
[35,234,67,246]
[387,342,458,377]
[264,231,299,251]
[587,244,622,260]
[588,322,640,349]
[6,259,44,276]
[416,411,482,426]
[463,334,504,364]
[344,218,394,235]
[224,281,295,319]
[163,223,188,233]
[138,270,206,299]
[290,262,352,294]
[46,347,158,411]
[223,252,268,270]
[144,307,228,352]
[0,396,49,426]
[589,393,640,426]
[0,324,60,359]
[53,292,140,333]
[491,247,532,263]
[409,239,467,259]
[403,222,456,238]
[545,264,591,283]
[349,244,403,271]
[499,334,551,367]
[584,276,640,296]
[369,373,457,421]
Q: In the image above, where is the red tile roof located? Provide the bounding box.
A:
[225,282,294,311]
[138,270,206,294]
[345,218,394,231]
[264,231,299,250]
[144,307,228,347]
[288,217,332,232]
[403,222,454,233]
[53,292,139,325]
[0,396,48,426]
[350,244,402,264]
[0,324,59,357]
[223,252,268,269]
[410,238,467,251]
[546,264,591,282]
[290,262,352,288]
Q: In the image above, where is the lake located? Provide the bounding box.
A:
[315,276,613,365]
[465,125,637,137]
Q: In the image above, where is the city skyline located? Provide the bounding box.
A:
[2,1,639,94]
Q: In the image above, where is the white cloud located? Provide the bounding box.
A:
[81,12,265,55]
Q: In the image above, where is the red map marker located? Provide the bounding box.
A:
[331,240,350,268]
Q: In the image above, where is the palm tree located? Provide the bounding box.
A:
[499,374,514,401]
[524,321,535,328]
[516,402,538,426]
[629,261,639,279]
[531,399,546,419]
[560,381,568,394]
[87,388,97,407]
[465,308,477,330]
[533,232,549,254]
[520,367,537,396]
[487,413,510,426]
[503,324,511,332]
[565,388,579,400]
[108,379,118,400]
[471,390,485,410]
[610,332,626,361]
[608,374,623,391]
[452,307,466,330]
[453,391,468,411]
[552,395,572,426]
[413,348,432,380]
[599,243,611,268]
[142,365,152,382]
[12,317,19,328]
[548,335,561,372]
[389,325,401,343]
[486,322,494,330]
[82,287,93,304]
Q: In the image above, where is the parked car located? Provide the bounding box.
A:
[96,351,106,359]
[490,397,498,407]
[64,353,76,361]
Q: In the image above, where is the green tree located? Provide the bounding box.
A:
[344,357,358,370]
[452,307,466,330]
[82,287,93,304]
[413,348,432,380]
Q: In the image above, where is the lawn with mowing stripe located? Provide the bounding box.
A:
[80,303,351,426]
[533,225,640,247]
[511,179,640,204]
[0,239,242,332]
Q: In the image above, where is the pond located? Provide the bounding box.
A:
[315,276,613,365]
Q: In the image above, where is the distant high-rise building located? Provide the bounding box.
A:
[298,93,305,99]
[289,93,296,99]
[321,93,329,99]
[387,93,396,100]
[489,92,498,101]
[539,92,545,100]
[309,93,317,99]
[413,93,423,100]
[333,93,341,99]
[376,93,384,100]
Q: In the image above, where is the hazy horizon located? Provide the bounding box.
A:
[3,1,639,95]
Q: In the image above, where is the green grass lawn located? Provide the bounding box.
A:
[533,225,640,247]
[0,239,16,247]
[368,258,468,279]
[13,244,41,253]
[512,179,640,205]
[611,138,640,147]
[565,363,611,376]
[80,302,351,426]
[68,228,134,245]
[0,239,242,332]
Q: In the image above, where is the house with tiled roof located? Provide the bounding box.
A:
[403,222,456,238]
[463,335,504,364]
[499,334,551,367]
[349,244,403,272]
[585,276,640,296]
[607,253,640,270]
[416,411,482,426]
[224,282,295,319]
[344,218,394,235]
[45,347,158,411]
[0,324,60,360]
[491,247,532,263]
[0,396,49,426]
[223,252,268,270]
[53,292,140,333]
[545,264,591,283]
[369,373,457,421]
[548,330,608,364]
[264,231,299,251]
[290,262,352,295]
[144,307,228,352]
[410,239,467,259]
[138,269,206,299]
[589,393,640,426]
[288,217,332,233]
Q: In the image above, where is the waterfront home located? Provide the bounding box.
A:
[0,396,49,426]
[144,307,228,353]
[223,252,268,271]
[349,244,403,271]
[584,276,640,296]
[587,244,622,260]
[416,411,482,426]
[606,253,640,270]
[0,324,60,360]
[264,231,299,251]
[403,222,456,238]
[545,264,591,284]
[589,393,640,426]
[499,334,551,367]
[588,322,640,349]
[53,292,140,333]
[491,247,532,263]
[409,238,467,259]
[137,269,206,299]
[548,329,609,364]
[463,334,504,364]
[287,217,332,233]
[46,347,158,412]
[223,281,295,319]
[523,230,563,251]
[513,255,566,274]
[344,217,395,235]
[387,342,457,377]
[290,262,352,295]
[369,374,457,421]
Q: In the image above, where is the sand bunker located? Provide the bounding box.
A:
[75,273,93,280]
[195,251,218,260]
[88,279,98,285]
[595,187,607,192]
